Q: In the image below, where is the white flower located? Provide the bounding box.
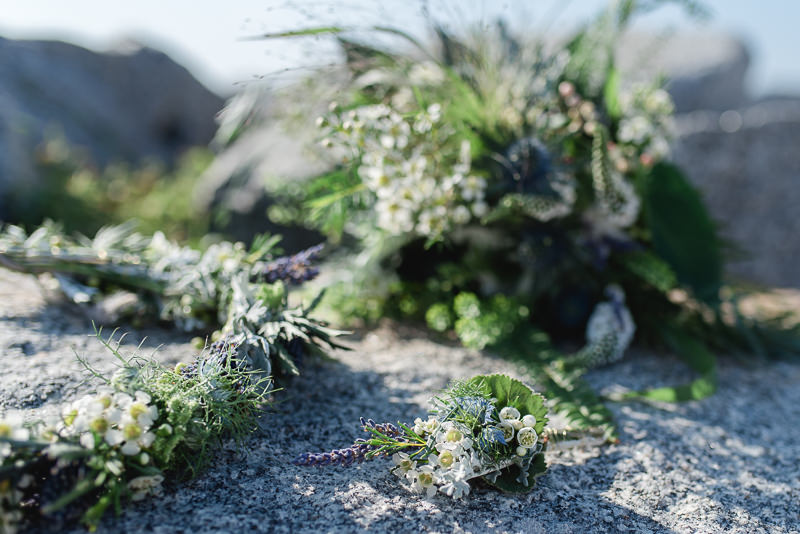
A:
[497,421,515,442]
[499,406,521,421]
[428,449,458,470]
[119,391,159,428]
[392,452,417,476]
[452,205,471,225]
[0,414,29,442]
[412,417,438,436]
[435,422,473,452]
[617,115,652,145]
[410,465,438,497]
[516,446,529,457]
[517,427,538,448]
[460,176,487,201]
[439,476,471,499]
[408,62,445,86]
[471,201,488,218]
[522,414,537,428]
[80,432,95,449]
[376,198,415,234]
[0,414,29,459]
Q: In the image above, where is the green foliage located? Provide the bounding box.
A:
[425,302,453,332]
[452,292,528,350]
[8,136,215,244]
[642,162,723,303]
[466,374,549,493]
[617,250,678,293]
[2,328,273,530]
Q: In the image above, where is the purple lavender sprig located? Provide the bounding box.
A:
[261,244,324,285]
[293,418,408,467]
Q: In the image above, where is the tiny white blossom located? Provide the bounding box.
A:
[499,406,521,421]
[522,415,537,428]
[517,427,538,448]
[393,452,417,476]
[439,476,471,499]
[410,465,438,497]
[497,421,515,442]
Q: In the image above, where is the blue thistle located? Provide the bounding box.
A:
[443,396,496,426]
[500,137,557,196]
[261,244,323,285]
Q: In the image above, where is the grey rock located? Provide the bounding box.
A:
[617,31,751,112]
[0,36,224,214]
[2,269,799,534]
[671,99,800,288]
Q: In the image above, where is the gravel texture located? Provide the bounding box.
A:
[1,269,799,534]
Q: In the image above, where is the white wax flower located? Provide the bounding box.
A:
[517,427,538,448]
[522,415,537,428]
[499,406,521,421]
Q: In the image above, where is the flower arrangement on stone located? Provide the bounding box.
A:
[0,331,276,532]
[239,1,800,438]
[294,374,551,499]
[0,221,347,380]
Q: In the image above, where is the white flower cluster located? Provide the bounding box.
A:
[393,407,540,499]
[61,389,160,457]
[617,84,675,162]
[320,103,488,239]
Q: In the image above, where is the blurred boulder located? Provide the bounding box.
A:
[194,84,336,250]
[0,36,223,214]
[671,100,800,288]
[617,32,750,112]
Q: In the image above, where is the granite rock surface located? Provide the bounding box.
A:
[1,270,798,534]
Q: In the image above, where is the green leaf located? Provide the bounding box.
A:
[466,374,549,493]
[617,250,678,293]
[619,326,717,402]
[468,374,548,437]
[642,162,723,303]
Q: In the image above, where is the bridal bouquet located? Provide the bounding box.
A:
[294,374,550,498]
[246,1,800,436]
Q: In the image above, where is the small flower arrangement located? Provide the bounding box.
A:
[294,374,549,498]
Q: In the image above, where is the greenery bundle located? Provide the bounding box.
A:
[0,221,347,380]
[1,330,271,531]
[245,0,800,437]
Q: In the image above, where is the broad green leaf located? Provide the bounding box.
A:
[466,374,549,493]
[618,250,677,293]
[618,326,717,402]
[468,374,548,436]
[642,162,722,303]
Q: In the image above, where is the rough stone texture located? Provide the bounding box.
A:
[671,99,800,288]
[2,270,799,534]
[0,36,224,213]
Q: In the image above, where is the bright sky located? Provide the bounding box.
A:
[0,0,797,98]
